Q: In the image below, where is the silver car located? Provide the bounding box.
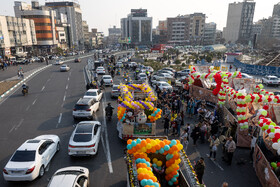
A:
[111,85,120,98]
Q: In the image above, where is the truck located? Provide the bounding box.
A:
[117,85,158,140]
[124,136,201,187]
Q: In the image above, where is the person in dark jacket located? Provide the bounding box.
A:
[191,123,201,146]
[194,157,205,184]
[163,115,170,136]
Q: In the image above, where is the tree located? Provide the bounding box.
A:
[55,47,63,55]
[174,60,181,64]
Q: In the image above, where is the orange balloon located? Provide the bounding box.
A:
[151,147,156,153]
[151,176,157,182]
[176,140,180,144]
[160,141,165,148]
[143,173,150,179]
[141,140,147,147]
[127,139,132,144]
[155,144,161,150]
[136,144,141,150]
[146,138,151,143]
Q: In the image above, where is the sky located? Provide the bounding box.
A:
[1,0,280,36]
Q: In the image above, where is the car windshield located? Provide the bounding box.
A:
[85,91,97,96]
[140,74,146,77]
[75,105,89,110]
[103,77,111,79]
[11,150,36,162]
[55,170,84,176]
[73,134,92,142]
[162,83,170,86]
[76,124,93,133]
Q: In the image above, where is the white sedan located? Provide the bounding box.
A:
[54,60,63,65]
[60,64,70,72]
[47,166,89,187]
[68,121,101,156]
[3,135,60,181]
[153,81,173,92]
[102,75,113,86]
[262,75,280,86]
[96,67,105,74]
[83,89,103,101]
[241,73,253,79]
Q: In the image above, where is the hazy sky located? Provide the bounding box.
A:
[1,0,279,35]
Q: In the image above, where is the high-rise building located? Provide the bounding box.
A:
[90,29,104,49]
[203,22,216,45]
[189,13,206,45]
[167,16,190,45]
[14,1,58,54]
[0,15,37,58]
[45,1,84,50]
[273,3,280,17]
[223,0,255,44]
[107,26,121,47]
[82,21,90,50]
[158,20,168,44]
[121,9,152,46]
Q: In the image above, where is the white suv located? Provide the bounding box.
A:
[73,98,100,120]
[102,75,113,86]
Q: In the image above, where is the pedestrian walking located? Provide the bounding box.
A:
[191,123,200,146]
[225,136,236,165]
[176,113,182,136]
[200,122,207,143]
[208,135,220,160]
[186,123,191,139]
[180,129,189,152]
[194,157,205,184]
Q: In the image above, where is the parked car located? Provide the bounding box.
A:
[262,75,280,86]
[68,121,101,156]
[153,81,173,92]
[96,67,105,74]
[162,67,176,73]
[138,73,147,81]
[241,73,253,79]
[157,70,174,76]
[177,69,190,77]
[72,98,100,120]
[60,64,70,72]
[54,60,63,65]
[83,89,103,101]
[75,58,81,63]
[111,84,120,98]
[153,73,173,79]
[3,135,60,181]
[129,62,137,67]
[47,166,89,187]
[102,75,113,86]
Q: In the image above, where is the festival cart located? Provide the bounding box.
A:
[124,137,201,187]
[117,83,161,140]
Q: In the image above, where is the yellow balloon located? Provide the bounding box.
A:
[146,143,152,149]
[151,140,156,146]
[153,158,158,163]
[157,161,163,167]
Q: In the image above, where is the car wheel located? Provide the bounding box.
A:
[39,166,45,178]
[56,142,60,152]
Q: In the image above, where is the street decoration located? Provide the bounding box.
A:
[126,138,183,186]
[188,66,280,154]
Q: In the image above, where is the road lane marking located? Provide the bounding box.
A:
[9,126,16,133]
[63,95,66,101]
[15,119,24,131]
[41,86,45,91]
[56,113,62,128]
[67,77,70,81]
[26,105,30,111]
[66,84,68,90]
[32,99,37,105]
[206,154,224,171]
[102,96,113,173]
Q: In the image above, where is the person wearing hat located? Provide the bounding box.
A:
[194,157,205,184]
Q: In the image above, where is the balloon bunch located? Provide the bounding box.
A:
[126,138,183,186]
[148,108,162,122]
[124,83,157,102]
[236,92,248,129]
[170,113,177,122]
[271,162,280,171]
[117,106,126,122]
[152,158,163,170]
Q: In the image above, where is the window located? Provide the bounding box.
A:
[60,33,65,37]
[73,134,92,142]
[11,151,36,162]
[77,176,87,186]
[39,142,48,155]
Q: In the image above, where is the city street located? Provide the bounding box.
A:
[0,54,128,187]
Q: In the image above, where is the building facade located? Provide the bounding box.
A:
[189,13,206,45]
[107,26,121,47]
[14,1,58,54]
[223,0,255,44]
[0,15,37,58]
[158,20,168,44]
[121,9,152,46]
[82,21,90,50]
[45,1,84,50]
[167,16,190,45]
[203,22,216,45]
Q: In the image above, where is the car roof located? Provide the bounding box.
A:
[158,81,169,84]
[77,98,93,105]
[87,89,98,92]
[18,139,44,151]
[102,75,112,77]
[267,75,277,78]
[97,66,104,69]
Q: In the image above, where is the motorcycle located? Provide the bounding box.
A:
[22,88,28,96]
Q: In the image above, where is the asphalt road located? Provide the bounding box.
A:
[0,54,128,187]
